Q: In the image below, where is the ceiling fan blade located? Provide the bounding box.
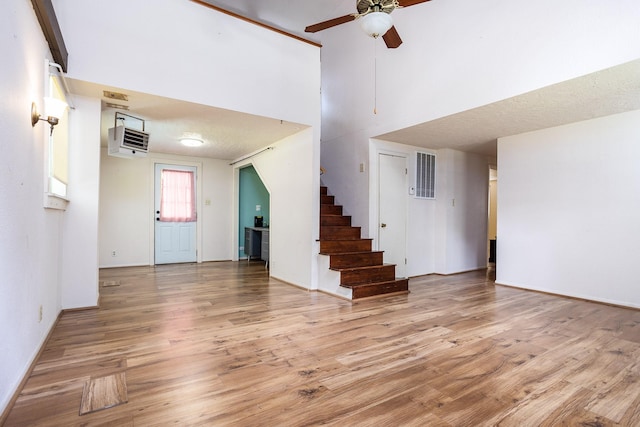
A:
[305,14,356,33]
[397,0,431,6]
[383,26,403,48]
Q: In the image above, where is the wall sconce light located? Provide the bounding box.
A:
[31,97,68,135]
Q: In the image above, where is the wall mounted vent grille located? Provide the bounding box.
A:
[121,127,149,150]
[416,152,435,199]
[108,125,149,158]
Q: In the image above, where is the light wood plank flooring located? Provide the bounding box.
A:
[4,262,640,426]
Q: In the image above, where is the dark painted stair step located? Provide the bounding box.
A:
[346,279,409,299]
[320,239,372,254]
[321,204,342,215]
[320,225,361,240]
[319,184,410,299]
[321,215,351,226]
[329,251,384,269]
[321,194,335,205]
[338,264,396,286]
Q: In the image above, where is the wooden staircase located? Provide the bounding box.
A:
[320,186,409,299]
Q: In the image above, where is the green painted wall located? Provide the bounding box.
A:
[239,165,270,258]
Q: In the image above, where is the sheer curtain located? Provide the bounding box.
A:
[159,169,196,222]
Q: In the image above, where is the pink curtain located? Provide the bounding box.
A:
[159,169,196,222]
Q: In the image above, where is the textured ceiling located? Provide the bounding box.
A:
[68,79,307,161]
[376,58,640,157]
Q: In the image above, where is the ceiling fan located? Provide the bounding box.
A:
[305,0,431,48]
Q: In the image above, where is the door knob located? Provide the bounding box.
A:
[381,223,387,228]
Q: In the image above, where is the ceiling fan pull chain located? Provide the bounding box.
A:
[374,39,378,114]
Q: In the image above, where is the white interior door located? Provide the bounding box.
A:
[379,153,407,278]
[154,163,197,264]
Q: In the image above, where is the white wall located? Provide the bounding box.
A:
[366,141,488,278]
[497,110,640,308]
[320,0,640,246]
[239,128,320,289]
[1,0,66,413]
[99,151,152,267]
[435,149,489,274]
[61,96,101,308]
[99,152,234,267]
[53,0,320,128]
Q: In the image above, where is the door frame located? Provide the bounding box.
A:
[232,161,272,262]
[369,145,408,276]
[148,159,203,265]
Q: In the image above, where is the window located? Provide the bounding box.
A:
[415,152,436,199]
[47,74,69,198]
[159,169,197,222]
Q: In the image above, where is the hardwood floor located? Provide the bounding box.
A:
[4,262,640,426]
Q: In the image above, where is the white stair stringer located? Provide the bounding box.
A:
[317,254,352,300]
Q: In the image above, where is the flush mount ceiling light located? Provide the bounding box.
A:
[31,96,68,135]
[180,137,204,147]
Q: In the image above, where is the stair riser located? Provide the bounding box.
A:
[320,240,372,253]
[330,252,384,269]
[320,226,361,240]
[321,195,335,205]
[320,186,328,195]
[351,279,409,299]
[321,205,342,215]
[340,266,396,286]
[321,216,351,226]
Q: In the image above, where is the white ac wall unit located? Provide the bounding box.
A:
[107,112,149,158]
[108,126,149,158]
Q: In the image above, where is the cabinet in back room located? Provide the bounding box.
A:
[244,227,269,266]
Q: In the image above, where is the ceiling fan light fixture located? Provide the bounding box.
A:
[360,11,393,38]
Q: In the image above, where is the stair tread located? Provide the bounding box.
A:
[327,250,384,256]
[330,263,394,272]
[319,251,371,256]
[341,278,408,289]
[320,237,372,240]
[320,238,364,242]
[320,252,382,256]
[319,238,372,242]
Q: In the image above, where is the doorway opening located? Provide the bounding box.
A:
[239,165,270,263]
[488,167,498,269]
